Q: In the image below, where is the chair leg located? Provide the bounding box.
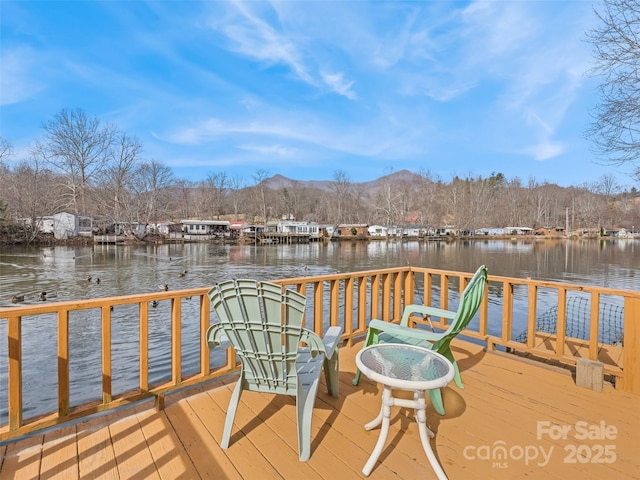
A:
[452,361,464,389]
[324,351,340,398]
[439,347,464,389]
[353,328,377,386]
[297,379,320,461]
[427,388,446,416]
[221,379,243,448]
[353,368,363,386]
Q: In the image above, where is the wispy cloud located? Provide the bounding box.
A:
[237,143,297,157]
[521,142,566,161]
[207,1,315,84]
[320,72,356,100]
[0,46,44,105]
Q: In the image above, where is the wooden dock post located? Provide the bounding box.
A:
[576,358,604,392]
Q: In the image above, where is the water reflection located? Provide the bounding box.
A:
[0,239,638,421]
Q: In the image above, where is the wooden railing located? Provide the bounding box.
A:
[1,267,639,441]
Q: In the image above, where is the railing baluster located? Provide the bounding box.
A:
[58,310,70,417]
[343,277,354,334]
[7,315,22,431]
[370,274,380,321]
[101,306,112,404]
[556,288,567,357]
[526,284,537,349]
[200,294,210,376]
[623,296,640,394]
[502,281,513,344]
[140,300,149,391]
[329,279,339,334]
[171,298,182,385]
[313,281,323,334]
[589,293,600,361]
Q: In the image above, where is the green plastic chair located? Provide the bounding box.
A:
[206,279,342,461]
[353,265,488,415]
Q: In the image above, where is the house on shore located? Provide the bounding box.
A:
[22,212,93,239]
[333,224,369,239]
[181,219,230,240]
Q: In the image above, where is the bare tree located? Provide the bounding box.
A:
[586,0,640,175]
[252,169,270,224]
[329,169,352,224]
[131,160,175,236]
[595,173,621,197]
[414,169,442,229]
[0,136,13,164]
[96,133,142,221]
[203,171,229,219]
[9,155,61,243]
[374,170,402,234]
[0,137,14,215]
[38,108,117,213]
[175,179,196,220]
[228,175,245,220]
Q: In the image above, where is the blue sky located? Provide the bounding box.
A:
[0,0,629,188]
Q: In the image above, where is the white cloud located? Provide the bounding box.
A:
[0,47,44,105]
[321,72,356,100]
[520,142,566,161]
[210,1,315,85]
[237,143,297,157]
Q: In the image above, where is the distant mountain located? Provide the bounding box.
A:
[262,169,425,193]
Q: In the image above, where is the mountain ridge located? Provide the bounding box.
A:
[262,169,425,192]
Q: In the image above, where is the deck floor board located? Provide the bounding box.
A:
[1,339,638,480]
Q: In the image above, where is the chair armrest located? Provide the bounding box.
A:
[205,323,225,348]
[301,326,343,357]
[400,304,456,329]
[322,326,343,359]
[402,304,456,321]
[368,319,444,342]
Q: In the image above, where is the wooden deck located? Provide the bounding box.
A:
[1,339,638,480]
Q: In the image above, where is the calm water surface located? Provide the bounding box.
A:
[1,239,638,422]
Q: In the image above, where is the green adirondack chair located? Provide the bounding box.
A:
[353,265,488,415]
[206,279,342,461]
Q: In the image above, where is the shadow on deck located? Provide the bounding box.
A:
[1,339,638,479]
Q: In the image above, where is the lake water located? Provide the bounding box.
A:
[2,238,639,303]
[1,238,639,422]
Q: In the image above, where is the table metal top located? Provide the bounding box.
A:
[356,343,455,390]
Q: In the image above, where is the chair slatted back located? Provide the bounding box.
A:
[433,265,487,349]
[208,279,307,394]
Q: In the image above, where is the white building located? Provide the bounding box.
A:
[368,225,389,237]
[22,212,93,239]
[277,221,319,235]
[181,219,230,238]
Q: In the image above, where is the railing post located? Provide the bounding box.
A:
[313,281,323,333]
[58,310,70,416]
[501,282,513,345]
[403,270,414,309]
[140,301,149,391]
[330,279,339,333]
[556,288,567,357]
[623,296,640,395]
[101,306,112,404]
[588,293,601,361]
[7,315,22,431]
[171,298,182,385]
[526,284,537,349]
[200,294,211,376]
[344,277,355,338]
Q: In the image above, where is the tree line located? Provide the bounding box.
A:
[0,108,638,243]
